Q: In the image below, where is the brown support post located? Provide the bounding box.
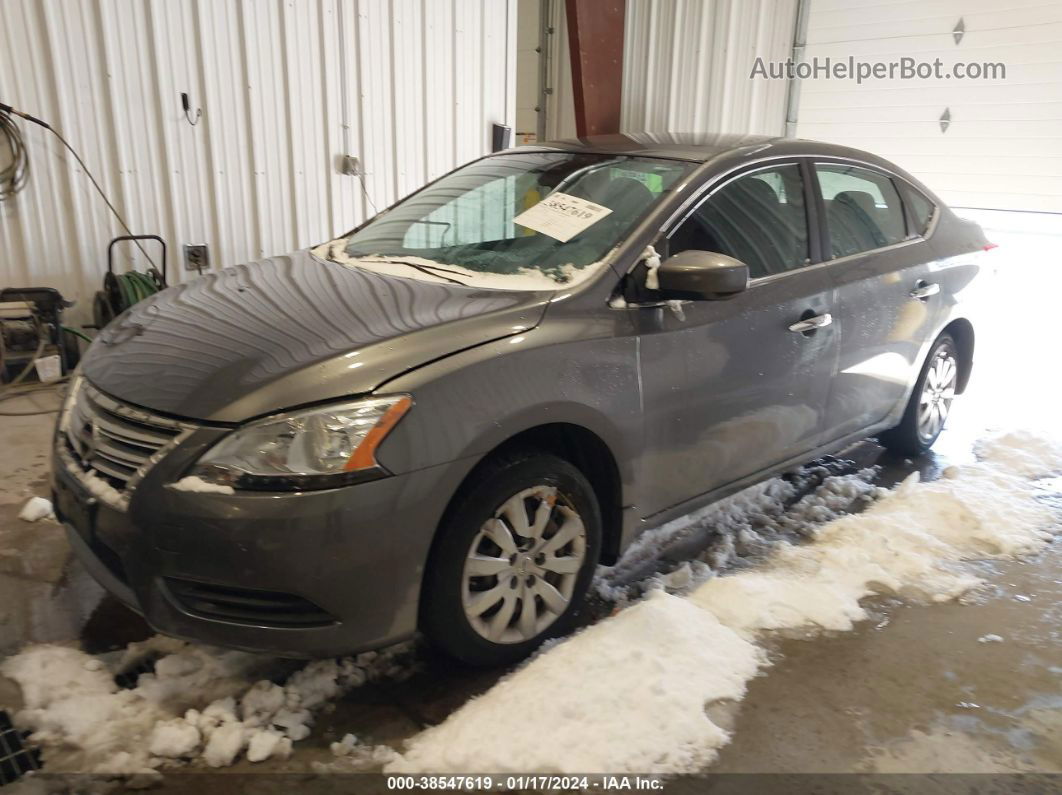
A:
[565,0,625,137]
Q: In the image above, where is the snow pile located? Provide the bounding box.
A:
[315,740,399,773]
[975,430,1062,479]
[169,476,236,495]
[597,464,883,602]
[690,461,1055,637]
[1,636,410,775]
[388,432,1061,774]
[390,592,763,774]
[18,496,54,522]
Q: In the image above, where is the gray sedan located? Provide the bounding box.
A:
[53,133,989,665]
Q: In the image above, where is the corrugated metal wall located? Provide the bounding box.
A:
[622,0,797,136]
[0,0,515,322]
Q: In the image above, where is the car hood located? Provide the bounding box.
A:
[80,249,551,422]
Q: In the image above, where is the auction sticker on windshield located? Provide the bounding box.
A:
[514,191,613,242]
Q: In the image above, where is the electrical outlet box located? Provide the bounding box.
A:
[337,154,360,176]
[184,244,209,272]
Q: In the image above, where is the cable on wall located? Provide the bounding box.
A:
[0,108,29,200]
[0,101,156,269]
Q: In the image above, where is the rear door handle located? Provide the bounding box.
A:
[909,281,940,300]
[788,313,833,334]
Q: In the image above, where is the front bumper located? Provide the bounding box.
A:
[52,442,472,658]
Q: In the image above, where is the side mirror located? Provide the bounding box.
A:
[654,250,749,300]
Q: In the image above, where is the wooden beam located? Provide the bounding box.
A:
[565,0,625,137]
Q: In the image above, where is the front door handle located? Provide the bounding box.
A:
[788,313,833,334]
[910,281,940,300]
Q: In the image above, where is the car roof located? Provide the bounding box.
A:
[522,131,886,166]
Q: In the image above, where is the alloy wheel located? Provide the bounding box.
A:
[917,347,958,442]
[461,485,587,644]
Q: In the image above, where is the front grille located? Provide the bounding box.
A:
[61,378,196,507]
[165,577,337,628]
[0,710,41,786]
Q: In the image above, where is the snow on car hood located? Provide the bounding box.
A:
[312,238,608,292]
[80,248,551,422]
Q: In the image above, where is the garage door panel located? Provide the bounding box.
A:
[801,82,1060,109]
[808,0,970,30]
[801,101,1062,124]
[794,133,1062,162]
[800,118,1062,140]
[883,155,1062,179]
[810,10,1062,46]
[937,190,1061,213]
[803,36,1062,66]
[797,2,1062,212]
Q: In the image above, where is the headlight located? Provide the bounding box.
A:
[191,395,412,490]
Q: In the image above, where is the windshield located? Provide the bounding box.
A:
[314,152,692,290]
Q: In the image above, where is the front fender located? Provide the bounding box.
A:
[374,329,642,501]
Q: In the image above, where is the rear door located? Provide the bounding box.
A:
[812,161,944,443]
[634,161,840,516]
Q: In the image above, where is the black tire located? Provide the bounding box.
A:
[420,452,602,666]
[61,328,82,372]
[879,333,960,456]
[93,290,115,329]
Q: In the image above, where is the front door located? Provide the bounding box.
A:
[633,162,840,518]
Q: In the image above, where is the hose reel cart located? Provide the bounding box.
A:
[92,235,168,328]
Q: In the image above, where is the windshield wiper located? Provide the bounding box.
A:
[369,258,471,286]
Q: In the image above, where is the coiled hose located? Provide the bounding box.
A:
[113,270,160,308]
[94,268,163,328]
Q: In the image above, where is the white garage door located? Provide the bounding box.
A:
[795,0,1062,213]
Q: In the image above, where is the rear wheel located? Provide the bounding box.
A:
[420,453,601,666]
[880,334,960,456]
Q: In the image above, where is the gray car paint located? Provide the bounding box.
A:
[54,133,987,657]
[80,252,552,422]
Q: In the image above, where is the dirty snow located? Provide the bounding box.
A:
[1,635,411,775]
[388,431,1061,774]
[390,592,763,774]
[169,476,236,495]
[5,431,1060,778]
[56,447,127,508]
[312,239,604,292]
[18,496,54,522]
[974,430,1062,479]
[596,463,884,603]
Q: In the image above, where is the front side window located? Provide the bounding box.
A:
[668,164,810,279]
[816,164,906,257]
[315,152,691,290]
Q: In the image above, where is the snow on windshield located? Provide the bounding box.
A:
[313,152,691,291]
[312,239,596,292]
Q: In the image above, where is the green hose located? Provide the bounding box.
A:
[62,326,93,343]
[116,270,157,308]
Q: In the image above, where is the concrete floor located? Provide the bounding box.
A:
[0,210,1059,782]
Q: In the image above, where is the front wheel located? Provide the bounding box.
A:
[420,453,602,666]
[879,333,960,456]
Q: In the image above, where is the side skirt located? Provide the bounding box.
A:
[620,423,894,551]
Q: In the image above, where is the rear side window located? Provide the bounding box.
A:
[900,183,935,236]
[815,164,906,257]
[668,164,809,279]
